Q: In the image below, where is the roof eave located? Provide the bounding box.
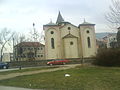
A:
[78,24,95,27]
[43,24,58,27]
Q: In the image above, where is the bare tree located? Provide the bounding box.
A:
[28,23,45,43]
[105,0,120,47]
[0,28,14,61]
[39,30,45,44]
[105,0,120,29]
[13,32,28,61]
[13,32,27,45]
[27,29,45,60]
[28,29,39,42]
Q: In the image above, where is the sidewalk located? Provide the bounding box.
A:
[0,64,80,80]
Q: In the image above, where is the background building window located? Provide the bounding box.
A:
[41,47,43,50]
[87,37,91,48]
[31,48,33,50]
[51,38,55,49]
[24,48,26,51]
[41,55,43,57]
[28,47,30,50]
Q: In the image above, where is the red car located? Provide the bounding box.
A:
[47,59,70,65]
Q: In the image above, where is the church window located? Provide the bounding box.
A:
[70,41,73,45]
[86,30,90,33]
[28,48,30,50]
[51,31,54,34]
[51,38,55,49]
[24,48,26,51]
[68,27,71,30]
[41,55,43,57]
[87,37,91,48]
[41,47,43,50]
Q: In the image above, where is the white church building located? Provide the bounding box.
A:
[43,12,97,59]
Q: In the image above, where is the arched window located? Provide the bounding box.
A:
[87,37,91,48]
[51,38,55,49]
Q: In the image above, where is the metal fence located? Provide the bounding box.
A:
[9,58,95,68]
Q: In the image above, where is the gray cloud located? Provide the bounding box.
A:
[0,0,112,33]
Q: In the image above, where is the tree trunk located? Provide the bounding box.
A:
[0,44,5,61]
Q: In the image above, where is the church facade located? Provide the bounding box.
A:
[43,12,97,59]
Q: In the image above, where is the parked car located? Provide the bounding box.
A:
[47,59,70,65]
[0,62,9,69]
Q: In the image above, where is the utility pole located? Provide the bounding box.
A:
[13,38,15,61]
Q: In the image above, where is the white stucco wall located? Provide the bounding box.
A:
[60,24,79,38]
[63,38,79,58]
[45,27,62,59]
[80,26,97,57]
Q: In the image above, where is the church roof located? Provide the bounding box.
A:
[56,11,64,24]
[82,21,92,24]
[63,33,78,38]
[47,20,56,25]
[44,20,57,26]
[15,42,45,47]
[78,20,95,27]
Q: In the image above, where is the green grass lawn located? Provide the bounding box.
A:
[0,66,120,90]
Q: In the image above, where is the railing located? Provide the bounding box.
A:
[9,58,95,68]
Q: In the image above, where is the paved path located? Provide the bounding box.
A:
[0,64,81,80]
[0,86,40,90]
[0,68,18,72]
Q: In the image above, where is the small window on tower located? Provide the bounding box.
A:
[86,30,90,33]
[51,31,54,34]
[68,27,71,30]
[41,47,43,50]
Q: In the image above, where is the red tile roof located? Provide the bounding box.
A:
[16,42,45,47]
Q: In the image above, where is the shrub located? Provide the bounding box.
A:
[93,48,120,67]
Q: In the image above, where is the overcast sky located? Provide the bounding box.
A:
[0,0,112,33]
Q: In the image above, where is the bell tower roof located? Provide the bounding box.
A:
[56,11,64,24]
[78,19,95,27]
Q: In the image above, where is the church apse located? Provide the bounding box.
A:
[43,12,97,59]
